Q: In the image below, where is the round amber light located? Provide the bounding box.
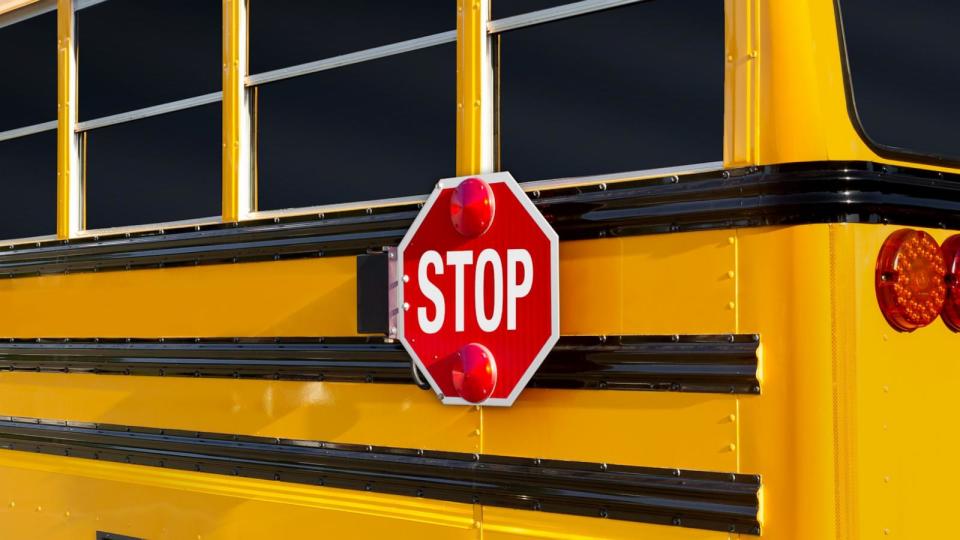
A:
[875,229,946,332]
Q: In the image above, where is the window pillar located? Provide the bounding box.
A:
[56,0,80,238]
[456,0,493,176]
[222,0,252,222]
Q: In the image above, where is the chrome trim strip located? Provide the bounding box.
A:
[247,162,723,220]
[488,0,647,34]
[0,120,57,142]
[75,216,222,238]
[76,92,222,132]
[246,30,457,87]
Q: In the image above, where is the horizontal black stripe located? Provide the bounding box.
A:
[0,161,957,277]
[0,416,761,534]
[0,334,760,394]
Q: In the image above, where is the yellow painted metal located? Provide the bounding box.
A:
[0,230,733,338]
[455,0,484,176]
[825,224,960,539]
[0,450,477,539]
[731,223,960,539]
[482,507,732,540]
[483,389,737,471]
[221,0,244,222]
[560,231,736,336]
[722,0,759,167]
[0,372,479,453]
[55,0,77,238]
[0,257,358,337]
[736,225,839,538]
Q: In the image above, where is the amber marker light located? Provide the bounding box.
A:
[940,235,960,331]
[875,229,946,332]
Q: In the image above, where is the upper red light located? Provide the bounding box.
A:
[875,229,946,332]
[940,234,960,331]
[450,177,495,237]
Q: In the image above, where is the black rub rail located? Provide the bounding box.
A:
[0,416,762,534]
[0,334,761,395]
[0,161,956,277]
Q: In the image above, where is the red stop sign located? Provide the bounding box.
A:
[397,172,559,406]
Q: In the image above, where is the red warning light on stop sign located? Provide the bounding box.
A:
[397,172,559,406]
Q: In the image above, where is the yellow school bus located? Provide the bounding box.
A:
[0,0,956,538]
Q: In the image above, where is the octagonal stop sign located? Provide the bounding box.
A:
[397,172,559,406]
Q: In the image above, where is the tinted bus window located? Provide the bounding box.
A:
[250,0,453,75]
[839,0,960,160]
[0,10,56,241]
[493,0,573,19]
[0,132,56,240]
[256,44,455,210]
[77,0,220,119]
[0,11,56,131]
[84,104,221,229]
[497,1,723,180]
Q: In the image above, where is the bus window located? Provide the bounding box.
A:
[493,1,573,19]
[250,1,452,74]
[493,0,723,181]
[838,0,960,163]
[250,1,455,212]
[77,0,221,230]
[77,0,221,119]
[83,104,221,230]
[0,10,56,241]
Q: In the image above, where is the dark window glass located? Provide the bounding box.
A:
[0,132,57,239]
[839,0,960,160]
[497,1,723,180]
[250,0,453,74]
[77,0,221,119]
[493,0,573,19]
[84,104,221,229]
[0,12,56,131]
[256,44,455,210]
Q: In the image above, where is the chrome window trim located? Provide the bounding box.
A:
[76,92,222,132]
[246,30,457,87]
[246,162,726,220]
[0,233,58,248]
[0,0,105,29]
[488,0,647,34]
[0,120,56,142]
[74,216,223,239]
[0,0,54,29]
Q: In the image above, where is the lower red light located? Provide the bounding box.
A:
[451,342,497,403]
[875,229,946,332]
[941,235,960,331]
